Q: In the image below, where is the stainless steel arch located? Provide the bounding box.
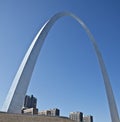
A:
[2,12,119,122]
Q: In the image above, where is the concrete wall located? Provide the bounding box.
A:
[0,112,75,122]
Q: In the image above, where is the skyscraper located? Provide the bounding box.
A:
[24,95,37,108]
[69,112,83,122]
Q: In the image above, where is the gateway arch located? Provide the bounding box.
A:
[1,12,119,122]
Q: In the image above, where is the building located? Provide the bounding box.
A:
[39,108,60,116]
[24,95,37,108]
[38,110,51,116]
[69,112,83,122]
[51,108,60,116]
[22,95,38,115]
[83,115,93,122]
[21,108,38,115]
[24,95,30,108]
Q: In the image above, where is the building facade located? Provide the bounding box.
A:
[39,108,60,116]
[51,108,60,116]
[83,115,93,122]
[22,108,38,115]
[24,95,37,108]
[69,112,83,122]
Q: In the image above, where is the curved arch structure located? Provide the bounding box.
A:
[1,12,119,122]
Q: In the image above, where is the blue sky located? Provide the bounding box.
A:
[0,0,120,122]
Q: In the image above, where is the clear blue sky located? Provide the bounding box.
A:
[0,1,120,122]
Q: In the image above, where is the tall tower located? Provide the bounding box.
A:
[24,95,37,109]
[1,12,119,122]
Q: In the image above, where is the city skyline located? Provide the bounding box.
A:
[0,0,119,121]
